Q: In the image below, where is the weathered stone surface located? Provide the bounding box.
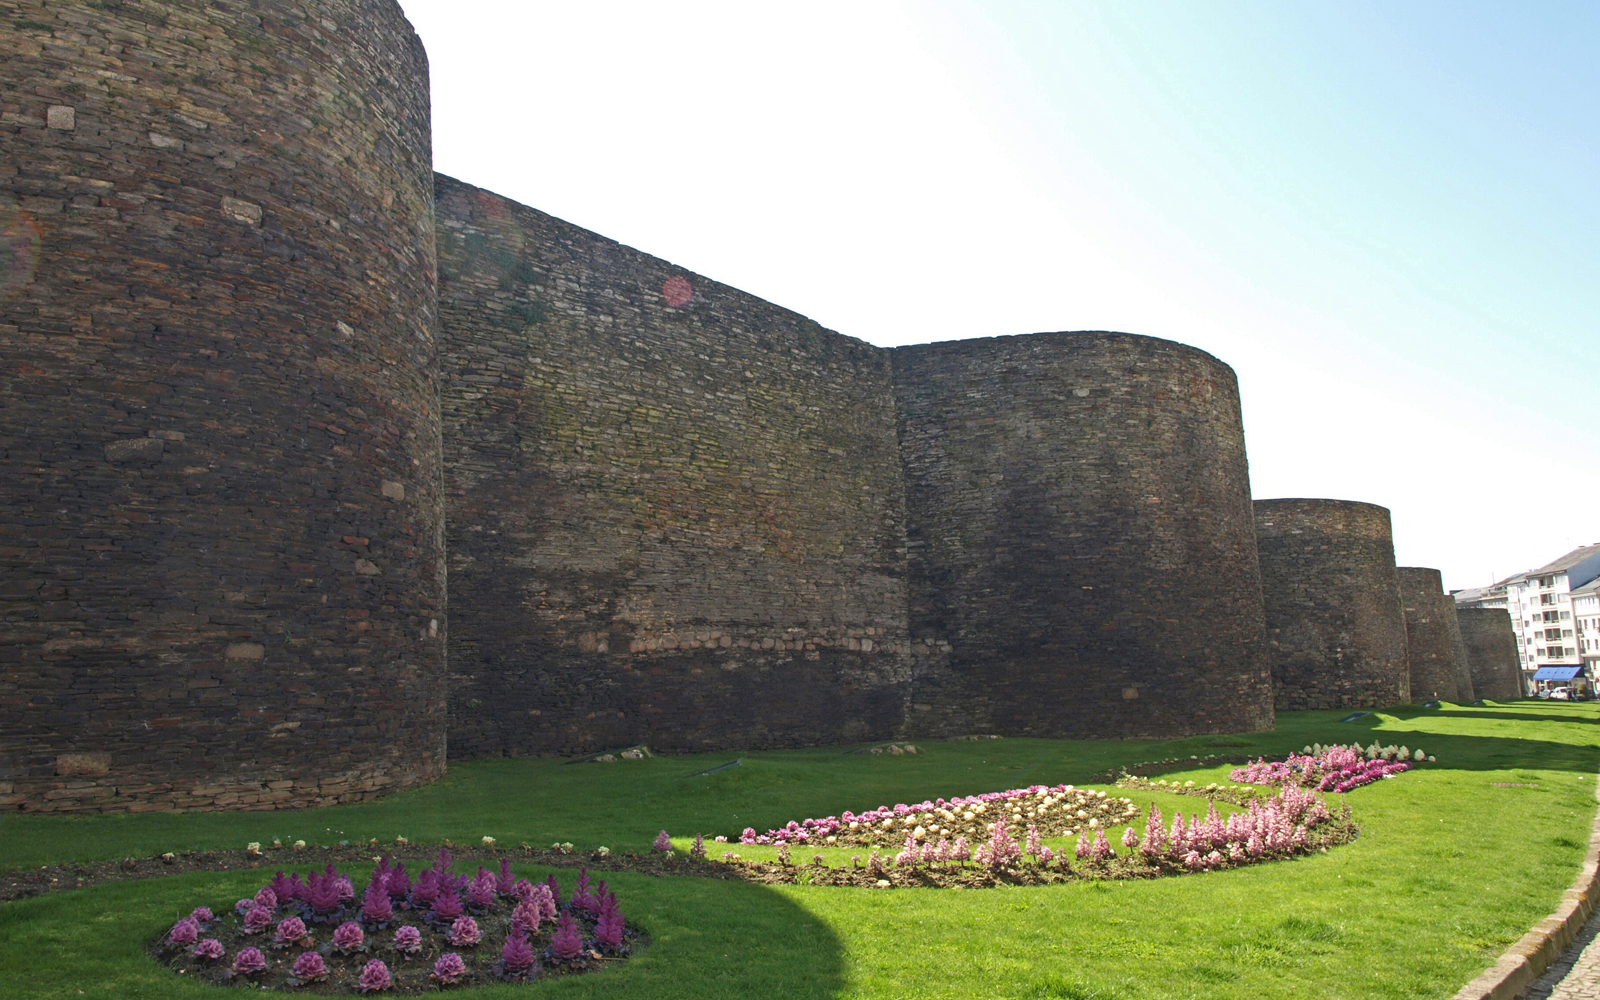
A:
[1399,567,1468,702]
[1443,598,1478,703]
[1253,498,1410,711]
[435,176,911,757]
[892,332,1274,739]
[0,0,446,814]
[1458,607,1524,701]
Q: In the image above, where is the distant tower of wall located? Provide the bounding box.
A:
[1397,568,1467,702]
[893,332,1273,739]
[0,0,446,812]
[1252,499,1410,711]
[1441,600,1477,702]
[1457,608,1523,700]
[434,176,911,757]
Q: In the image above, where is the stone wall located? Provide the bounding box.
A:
[1458,607,1523,701]
[1441,600,1477,703]
[435,176,910,757]
[892,332,1273,739]
[0,0,446,813]
[1397,567,1467,702]
[1252,499,1410,711]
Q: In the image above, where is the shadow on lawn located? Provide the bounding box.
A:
[0,866,849,1000]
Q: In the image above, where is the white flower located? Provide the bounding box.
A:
[293,840,306,850]
[482,836,496,847]
[246,842,261,855]
[595,846,611,857]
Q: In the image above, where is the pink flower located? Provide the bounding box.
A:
[393,925,423,954]
[1183,850,1203,870]
[652,830,672,853]
[193,939,224,962]
[511,899,541,934]
[432,951,467,984]
[231,947,268,976]
[292,951,327,980]
[449,915,481,947]
[333,920,365,952]
[357,958,392,992]
[253,886,278,911]
[190,906,214,924]
[274,916,307,946]
[242,906,272,934]
[167,917,200,946]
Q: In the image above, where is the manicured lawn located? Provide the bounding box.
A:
[2,702,1596,998]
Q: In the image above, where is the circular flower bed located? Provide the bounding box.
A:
[1231,742,1434,793]
[152,849,638,992]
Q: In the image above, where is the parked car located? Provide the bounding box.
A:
[1549,686,1573,700]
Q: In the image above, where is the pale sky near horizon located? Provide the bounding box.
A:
[399,0,1599,593]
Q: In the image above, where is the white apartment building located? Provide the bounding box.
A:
[1501,544,1600,687]
[1575,577,1600,678]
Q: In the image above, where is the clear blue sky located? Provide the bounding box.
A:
[401,0,1599,591]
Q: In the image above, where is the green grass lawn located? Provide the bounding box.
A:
[2,702,1596,999]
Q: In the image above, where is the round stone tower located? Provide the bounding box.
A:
[0,0,445,812]
[1252,499,1410,711]
[893,331,1273,739]
[1457,607,1523,701]
[1397,568,1466,703]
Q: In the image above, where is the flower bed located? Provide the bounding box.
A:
[677,783,1356,888]
[152,848,637,992]
[1114,776,1271,805]
[1231,742,1434,794]
[732,783,1142,852]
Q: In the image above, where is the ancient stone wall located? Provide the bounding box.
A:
[1252,499,1410,711]
[435,176,910,757]
[1441,600,1477,703]
[0,0,446,813]
[1458,607,1523,700]
[1397,568,1467,702]
[892,332,1273,739]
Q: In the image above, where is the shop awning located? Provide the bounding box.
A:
[1532,666,1583,681]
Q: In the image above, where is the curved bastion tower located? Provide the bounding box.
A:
[1397,567,1470,703]
[1252,499,1410,711]
[1456,607,1523,701]
[0,0,446,812]
[893,332,1274,739]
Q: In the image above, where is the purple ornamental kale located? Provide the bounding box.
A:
[254,886,278,911]
[243,905,272,934]
[410,867,440,909]
[652,829,672,853]
[432,951,467,984]
[309,866,341,916]
[190,906,214,924]
[235,898,255,917]
[393,925,423,955]
[594,898,626,952]
[269,871,296,904]
[690,833,707,860]
[362,880,393,924]
[548,912,583,961]
[468,869,496,909]
[533,883,557,923]
[501,930,535,974]
[335,873,355,903]
[432,884,464,922]
[544,873,563,910]
[434,846,454,874]
[496,857,516,896]
[333,920,365,952]
[449,915,481,947]
[385,862,410,902]
[357,958,392,992]
[292,950,327,980]
[231,946,268,975]
[274,916,307,946]
[511,877,535,903]
[167,916,200,946]
[192,938,225,962]
[511,898,541,935]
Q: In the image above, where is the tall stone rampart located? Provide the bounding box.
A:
[434,176,910,756]
[1441,599,1477,703]
[0,0,446,813]
[892,332,1273,739]
[1252,499,1410,710]
[1397,567,1467,702]
[1457,607,1523,700]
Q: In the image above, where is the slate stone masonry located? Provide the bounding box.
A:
[435,176,911,756]
[1458,607,1523,701]
[0,0,446,813]
[1398,567,1469,702]
[1253,499,1410,711]
[891,333,1274,739]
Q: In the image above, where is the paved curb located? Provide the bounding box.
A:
[1454,772,1600,1000]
